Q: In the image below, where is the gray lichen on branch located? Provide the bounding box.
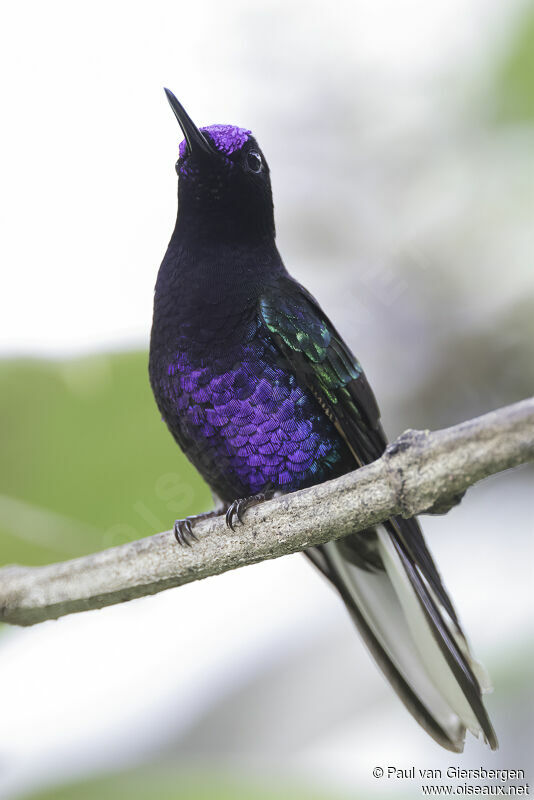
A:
[1,397,533,627]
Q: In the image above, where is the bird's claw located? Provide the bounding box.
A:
[173,517,198,546]
[225,490,273,531]
[173,508,226,546]
[225,500,245,531]
[174,495,271,539]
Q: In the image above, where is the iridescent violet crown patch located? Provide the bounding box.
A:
[178,124,252,159]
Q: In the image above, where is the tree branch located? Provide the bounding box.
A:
[1,397,533,627]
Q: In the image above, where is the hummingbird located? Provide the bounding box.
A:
[148,89,497,752]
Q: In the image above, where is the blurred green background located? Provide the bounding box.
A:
[23,769,337,800]
[0,1,533,799]
[0,352,209,567]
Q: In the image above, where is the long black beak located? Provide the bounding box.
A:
[164,88,215,157]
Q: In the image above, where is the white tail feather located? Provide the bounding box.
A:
[324,525,490,746]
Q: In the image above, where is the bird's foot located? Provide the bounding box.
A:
[173,509,224,546]
[225,490,274,531]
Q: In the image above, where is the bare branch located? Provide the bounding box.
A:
[1,397,533,627]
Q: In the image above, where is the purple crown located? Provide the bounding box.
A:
[178,124,251,159]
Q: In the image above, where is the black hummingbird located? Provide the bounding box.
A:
[149,89,497,751]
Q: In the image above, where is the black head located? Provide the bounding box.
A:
[165,89,275,243]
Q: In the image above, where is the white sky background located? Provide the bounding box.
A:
[0,0,518,356]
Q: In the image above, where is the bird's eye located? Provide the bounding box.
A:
[246,151,262,173]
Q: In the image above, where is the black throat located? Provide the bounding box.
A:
[174,167,276,247]
[150,226,286,357]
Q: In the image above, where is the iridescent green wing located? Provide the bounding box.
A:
[260,276,387,465]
